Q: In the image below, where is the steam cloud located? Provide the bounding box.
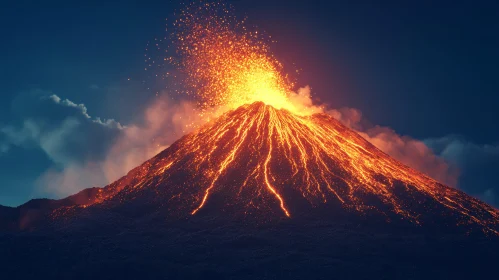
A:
[36,95,217,197]
[327,106,459,187]
[287,86,458,187]
[290,86,459,187]
[0,90,220,199]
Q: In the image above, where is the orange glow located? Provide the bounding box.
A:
[56,102,499,234]
[49,2,499,235]
[168,2,308,115]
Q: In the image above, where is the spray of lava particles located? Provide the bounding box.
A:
[167,1,311,114]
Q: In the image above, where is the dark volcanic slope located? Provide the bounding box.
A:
[2,102,499,280]
[4,101,497,234]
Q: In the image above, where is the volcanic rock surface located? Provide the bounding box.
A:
[1,102,499,279]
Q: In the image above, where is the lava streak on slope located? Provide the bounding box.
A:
[65,101,499,234]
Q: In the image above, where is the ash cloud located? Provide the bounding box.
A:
[359,127,459,187]
[327,106,458,187]
[1,89,214,199]
[48,94,125,130]
[287,87,458,188]
[97,96,215,184]
[0,90,125,197]
[326,104,499,208]
[424,136,499,206]
[1,90,124,166]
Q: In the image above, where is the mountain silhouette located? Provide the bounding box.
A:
[3,101,499,232]
[1,102,499,279]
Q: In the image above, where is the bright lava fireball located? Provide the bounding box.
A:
[168,1,307,115]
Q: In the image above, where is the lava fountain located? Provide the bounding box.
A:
[167,1,317,115]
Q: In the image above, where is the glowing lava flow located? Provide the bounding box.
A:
[69,102,498,234]
[50,2,499,235]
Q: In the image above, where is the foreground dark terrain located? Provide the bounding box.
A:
[1,213,498,280]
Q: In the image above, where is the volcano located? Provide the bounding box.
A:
[3,102,498,233]
[2,102,499,279]
[4,2,499,277]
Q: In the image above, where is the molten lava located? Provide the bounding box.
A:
[46,2,499,235]
[62,101,499,234]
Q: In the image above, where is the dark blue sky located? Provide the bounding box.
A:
[1,0,498,207]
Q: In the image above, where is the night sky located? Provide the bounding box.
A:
[1,0,498,207]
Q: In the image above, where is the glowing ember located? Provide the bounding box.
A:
[168,1,304,114]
